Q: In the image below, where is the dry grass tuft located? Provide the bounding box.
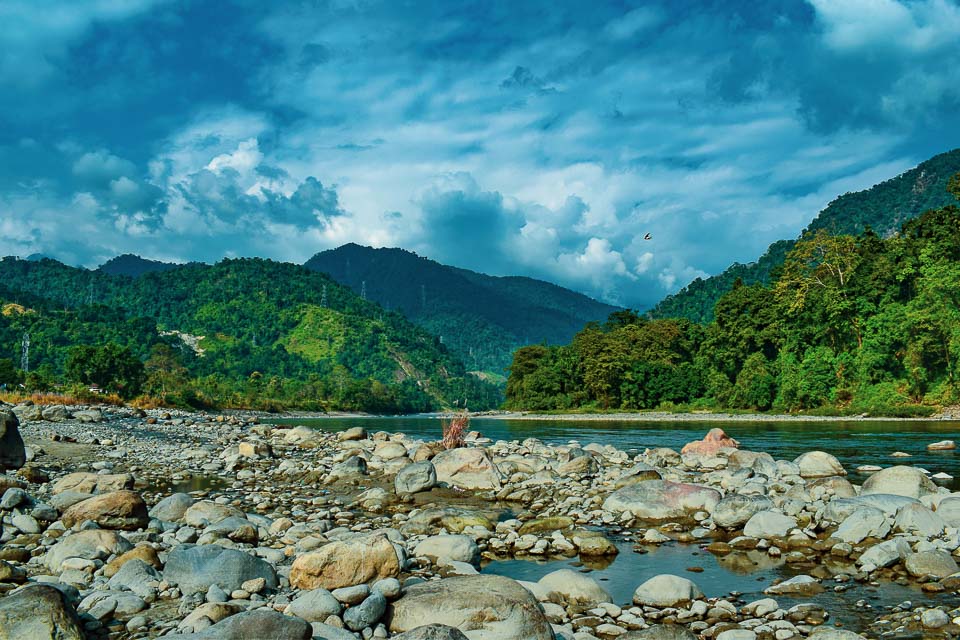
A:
[0,391,124,407]
[441,412,469,450]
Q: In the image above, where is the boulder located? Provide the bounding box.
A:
[41,405,70,421]
[857,538,910,569]
[414,534,479,565]
[712,495,773,529]
[742,510,797,539]
[393,625,470,640]
[163,545,278,595]
[632,575,703,607]
[149,492,194,522]
[0,584,85,640]
[344,591,387,631]
[833,506,890,543]
[431,448,503,490]
[613,463,662,488]
[622,626,698,640]
[103,546,162,578]
[175,609,312,640]
[0,410,26,471]
[935,496,960,527]
[387,575,553,639]
[927,440,956,450]
[764,575,824,596]
[569,530,618,556]
[861,466,938,499]
[518,517,574,535]
[823,494,919,523]
[290,532,401,590]
[46,529,134,572]
[285,588,342,622]
[807,629,867,640]
[396,461,437,495]
[794,451,845,478]
[107,559,162,599]
[538,569,610,605]
[893,503,945,538]
[603,481,721,522]
[338,426,367,441]
[557,454,599,476]
[61,490,149,530]
[184,500,245,527]
[680,428,739,456]
[904,550,959,578]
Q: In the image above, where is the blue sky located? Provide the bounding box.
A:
[2,0,959,309]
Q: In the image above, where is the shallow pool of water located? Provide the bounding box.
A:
[482,538,942,628]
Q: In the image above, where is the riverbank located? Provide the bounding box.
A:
[2,401,960,639]
[477,410,959,422]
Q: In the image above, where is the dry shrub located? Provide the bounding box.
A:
[0,391,123,407]
[441,412,469,450]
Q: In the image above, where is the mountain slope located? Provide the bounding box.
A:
[651,148,960,323]
[304,244,620,373]
[0,256,500,411]
[98,254,182,278]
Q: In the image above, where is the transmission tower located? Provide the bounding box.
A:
[361,280,367,300]
[320,285,328,308]
[421,284,426,309]
[20,333,29,372]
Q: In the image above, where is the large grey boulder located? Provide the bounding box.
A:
[936,496,960,526]
[538,569,610,606]
[743,510,797,538]
[173,609,312,639]
[46,529,134,572]
[344,591,387,631]
[857,538,911,569]
[833,506,890,543]
[603,481,721,522]
[904,550,959,578]
[822,494,919,523]
[387,575,553,639]
[285,588,342,622]
[622,626,698,640]
[163,545,278,595]
[794,451,845,478]
[393,625,470,640]
[414,534,479,565]
[396,461,437,495]
[713,495,773,529]
[0,584,85,640]
[107,559,162,599]
[432,448,503,490]
[149,492,195,522]
[861,466,938,499]
[0,410,25,471]
[893,503,946,538]
[632,575,703,607]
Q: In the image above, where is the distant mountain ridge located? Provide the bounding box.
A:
[651,147,960,323]
[98,254,182,277]
[305,244,620,373]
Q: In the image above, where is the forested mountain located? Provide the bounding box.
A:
[506,177,960,416]
[0,257,501,412]
[651,148,960,323]
[305,244,620,374]
[98,254,182,278]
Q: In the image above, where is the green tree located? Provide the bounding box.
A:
[0,358,18,387]
[731,353,775,410]
[144,344,189,401]
[66,343,146,398]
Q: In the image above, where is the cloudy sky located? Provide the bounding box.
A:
[3,0,960,309]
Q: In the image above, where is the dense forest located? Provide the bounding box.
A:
[505,176,960,417]
[305,244,619,374]
[0,258,502,413]
[651,148,960,323]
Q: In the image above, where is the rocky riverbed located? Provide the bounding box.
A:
[1,403,959,640]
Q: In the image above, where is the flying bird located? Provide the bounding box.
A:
[643,233,652,240]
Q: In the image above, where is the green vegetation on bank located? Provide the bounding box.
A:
[505,177,960,417]
[651,148,960,323]
[0,258,501,413]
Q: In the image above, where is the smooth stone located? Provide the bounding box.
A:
[344,591,387,631]
[861,465,938,499]
[0,584,85,640]
[387,575,553,640]
[632,575,703,607]
[538,569,610,606]
[286,588,342,622]
[414,534,479,566]
[163,545,278,595]
[290,533,401,591]
[603,481,721,522]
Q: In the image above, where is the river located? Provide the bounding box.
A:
[265,415,960,627]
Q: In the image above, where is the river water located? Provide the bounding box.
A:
[266,416,960,627]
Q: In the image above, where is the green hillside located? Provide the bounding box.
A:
[305,244,620,374]
[0,257,500,412]
[507,179,960,415]
[651,148,960,323]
